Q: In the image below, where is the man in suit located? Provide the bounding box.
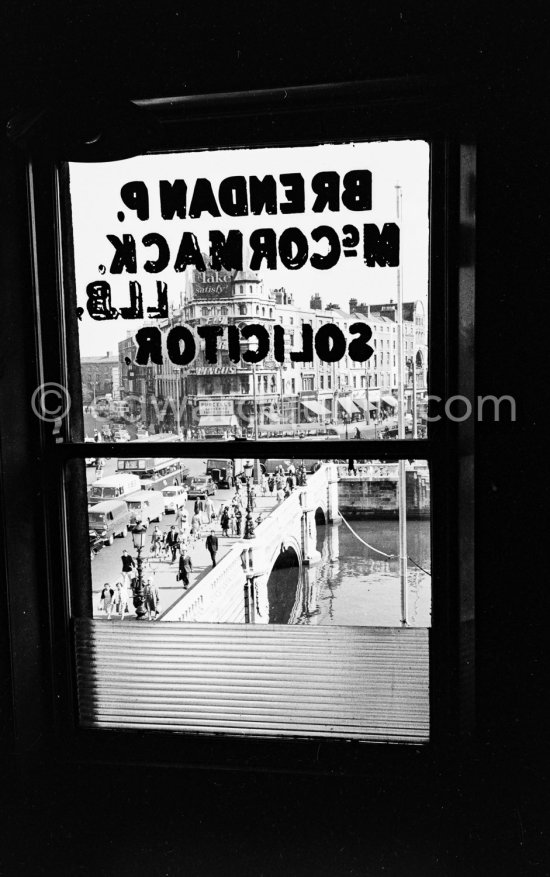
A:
[178,549,193,589]
[205,530,219,568]
[165,526,180,563]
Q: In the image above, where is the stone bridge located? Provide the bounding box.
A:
[162,463,340,624]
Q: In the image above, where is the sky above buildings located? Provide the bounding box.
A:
[69,140,429,357]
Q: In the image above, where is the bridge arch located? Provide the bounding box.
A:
[265,531,303,583]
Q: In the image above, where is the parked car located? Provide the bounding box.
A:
[187,476,216,498]
[162,484,188,513]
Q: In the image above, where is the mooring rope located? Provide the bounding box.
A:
[337,509,432,576]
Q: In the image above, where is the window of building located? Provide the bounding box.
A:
[19,82,474,765]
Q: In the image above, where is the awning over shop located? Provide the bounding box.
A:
[352,397,371,412]
[338,396,360,415]
[381,395,398,408]
[353,397,379,412]
[197,415,239,427]
[367,389,380,403]
[301,399,327,417]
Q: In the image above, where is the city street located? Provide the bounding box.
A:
[88,456,279,620]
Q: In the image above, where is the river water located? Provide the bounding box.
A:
[267,519,431,628]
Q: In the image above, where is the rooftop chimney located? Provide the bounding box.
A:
[310,293,322,310]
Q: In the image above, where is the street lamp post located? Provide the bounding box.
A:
[243,460,255,540]
[344,414,349,440]
[131,522,148,618]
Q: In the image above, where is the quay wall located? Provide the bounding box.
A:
[337,470,430,520]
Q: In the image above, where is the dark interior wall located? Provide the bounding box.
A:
[1,3,548,874]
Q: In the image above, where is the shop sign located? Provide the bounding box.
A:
[193,269,234,299]
[199,400,234,416]
[191,366,237,375]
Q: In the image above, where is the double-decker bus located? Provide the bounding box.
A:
[117,457,189,490]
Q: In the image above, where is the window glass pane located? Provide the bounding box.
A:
[85,455,430,628]
[67,140,429,442]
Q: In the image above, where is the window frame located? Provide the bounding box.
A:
[18,78,475,773]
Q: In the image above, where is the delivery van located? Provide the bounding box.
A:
[125,490,165,527]
[88,474,141,505]
[88,500,130,546]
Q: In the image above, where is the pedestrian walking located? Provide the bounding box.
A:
[268,475,275,494]
[234,507,242,536]
[191,511,202,540]
[276,486,285,503]
[220,506,230,537]
[144,578,160,620]
[98,583,115,619]
[176,506,189,536]
[205,530,219,567]
[121,550,136,588]
[165,525,180,562]
[177,549,193,589]
[113,581,131,619]
[204,496,215,523]
[150,526,162,558]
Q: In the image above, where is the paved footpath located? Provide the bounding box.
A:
[94,490,281,623]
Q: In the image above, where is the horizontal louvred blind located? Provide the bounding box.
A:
[74,620,429,743]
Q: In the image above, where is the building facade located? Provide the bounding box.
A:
[80,352,120,406]
[116,270,427,435]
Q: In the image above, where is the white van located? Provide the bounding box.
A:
[88,500,130,545]
[126,490,165,527]
[88,473,141,505]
